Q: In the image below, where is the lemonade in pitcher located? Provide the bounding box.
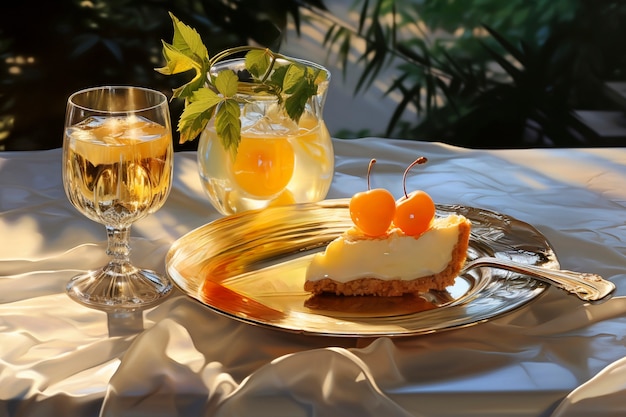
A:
[197,58,334,215]
[157,15,335,215]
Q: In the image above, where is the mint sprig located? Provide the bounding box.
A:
[156,13,326,157]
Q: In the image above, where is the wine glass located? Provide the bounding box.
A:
[62,86,174,310]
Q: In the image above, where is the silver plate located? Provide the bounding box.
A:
[166,199,556,337]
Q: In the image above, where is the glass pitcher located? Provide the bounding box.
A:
[197,58,334,215]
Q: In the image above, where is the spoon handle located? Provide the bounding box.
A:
[465,257,615,303]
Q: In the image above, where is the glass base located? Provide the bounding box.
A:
[66,261,172,311]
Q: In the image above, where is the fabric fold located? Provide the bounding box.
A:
[213,344,417,417]
[550,356,626,417]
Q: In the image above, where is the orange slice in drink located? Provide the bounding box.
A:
[232,135,295,197]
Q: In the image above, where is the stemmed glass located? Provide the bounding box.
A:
[62,86,174,310]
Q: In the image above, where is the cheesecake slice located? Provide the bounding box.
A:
[304,214,471,296]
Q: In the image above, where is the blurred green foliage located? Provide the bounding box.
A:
[326,0,626,147]
[1,0,625,150]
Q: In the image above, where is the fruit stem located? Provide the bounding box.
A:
[402,157,428,198]
[367,158,376,190]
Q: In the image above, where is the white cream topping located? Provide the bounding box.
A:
[305,215,465,283]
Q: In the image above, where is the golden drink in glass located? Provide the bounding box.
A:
[62,86,173,310]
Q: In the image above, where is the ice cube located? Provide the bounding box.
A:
[242,103,298,136]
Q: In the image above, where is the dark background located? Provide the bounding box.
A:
[1,0,625,151]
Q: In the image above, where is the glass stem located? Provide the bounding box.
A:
[105,226,132,264]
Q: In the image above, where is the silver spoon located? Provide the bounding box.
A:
[463,257,615,303]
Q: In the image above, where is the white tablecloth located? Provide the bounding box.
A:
[2,139,626,417]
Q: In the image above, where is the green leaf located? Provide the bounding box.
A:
[215,99,241,158]
[191,87,223,108]
[283,63,307,93]
[169,12,208,62]
[245,49,271,79]
[214,70,239,97]
[177,87,221,144]
[156,14,210,102]
[156,41,208,101]
[268,64,288,90]
[283,64,318,121]
[155,41,197,76]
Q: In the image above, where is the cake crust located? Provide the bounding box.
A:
[304,218,471,296]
